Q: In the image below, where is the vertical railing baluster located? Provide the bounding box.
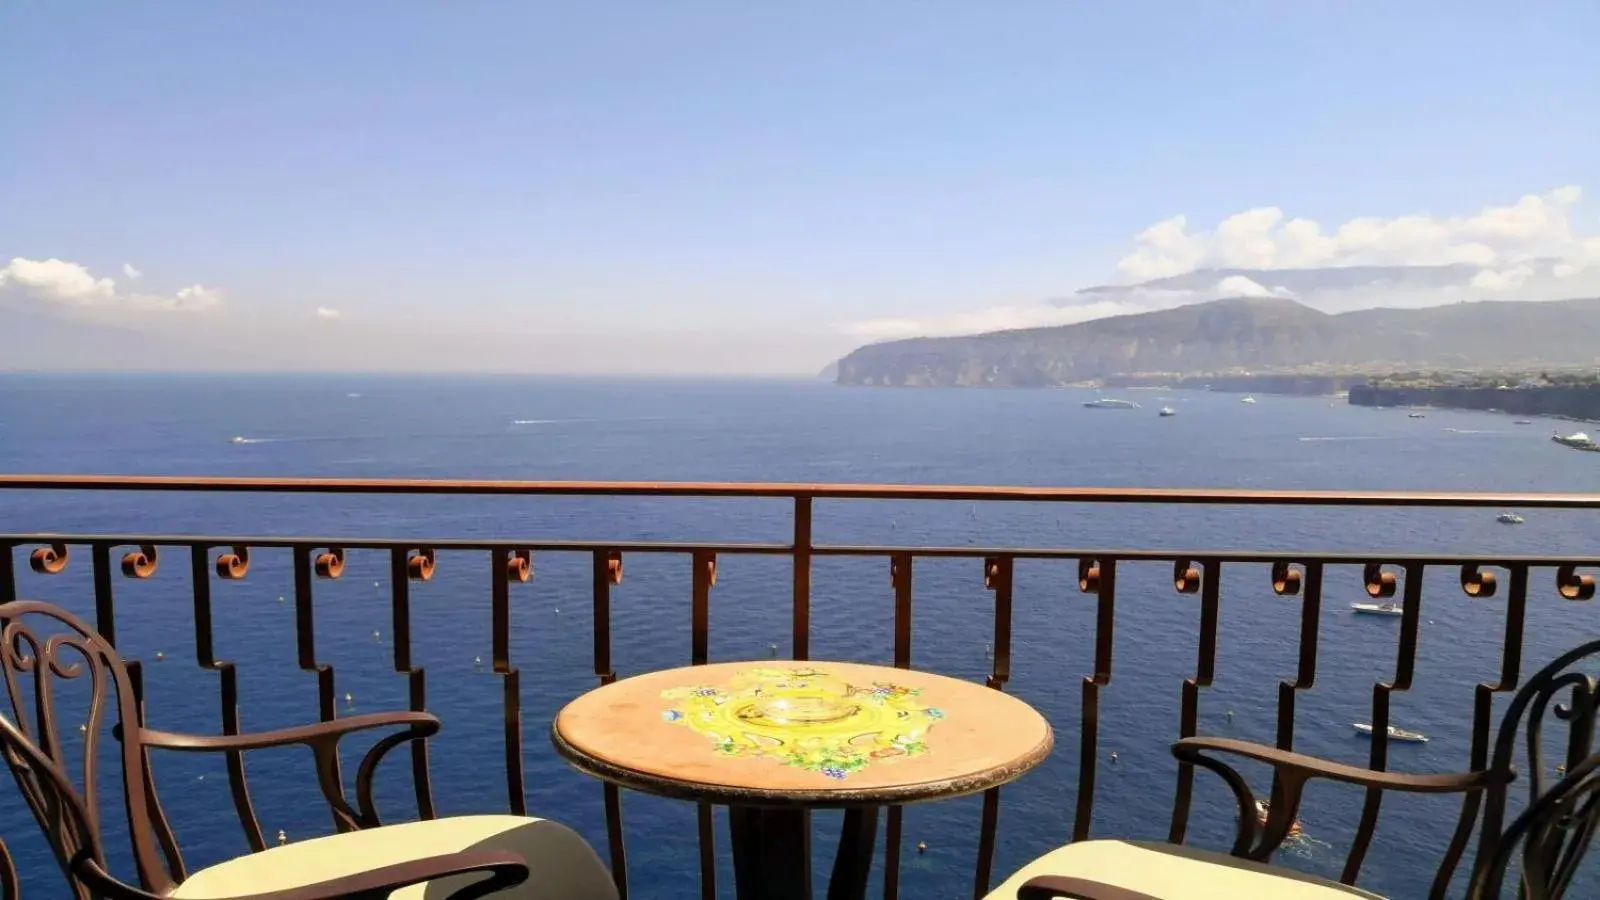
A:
[91,541,182,877]
[691,550,717,900]
[593,552,620,688]
[294,546,347,831]
[0,539,11,900]
[1272,562,1321,754]
[107,544,189,877]
[0,539,17,900]
[392,548,436,820]
[791,496,817,893]
[692,551,714,667]
[1343,561,1423,884]
[1075,558,1116,841]
[1169,558,1219,844]
[0,542,11,900]
[491,547,529,816]
[0,542,15,604]
[193,545,266,852]
[0,543,12,900]
[1,529,15,890]
[593,550,628,900]
[1266,560,1320,862]
[884,553,913,900]
[793,495,813,661]
[1432,563,1524,898]
[91,543,116,644]
[973,555,1013,900]
[111,540,185,882]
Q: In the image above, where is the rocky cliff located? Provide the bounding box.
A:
[1349,384,1600,420]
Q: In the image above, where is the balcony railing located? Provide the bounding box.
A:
[1,474,1598,899]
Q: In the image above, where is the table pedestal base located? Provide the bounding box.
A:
[729,807,880,900]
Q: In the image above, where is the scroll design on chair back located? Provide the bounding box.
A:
[0,600,180,899]
[1470,637,1600,899]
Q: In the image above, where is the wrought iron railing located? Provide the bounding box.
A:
[1,475,1598,900]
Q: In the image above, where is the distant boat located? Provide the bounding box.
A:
[1255,800,1303,838]
[1496,512,1525,525]
[1159,406,1176,417]
[1083,398,1140,410]
[1240,396,1258,404]
[1353,722,1429,743]
[1351,602,1403,617]
[1552,431,1598,450]
[1515,419,1533,425]
[229,436,247,444]
[1408,412,1426,419]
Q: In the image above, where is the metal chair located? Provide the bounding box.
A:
[0,599,619,900]
[992,638,1600,899]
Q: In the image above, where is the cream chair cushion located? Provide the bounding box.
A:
[171,815,619,900]
[985,839,1383,900]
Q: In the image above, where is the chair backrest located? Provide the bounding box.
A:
[0,599,180,898]
[1469,638,1600,899]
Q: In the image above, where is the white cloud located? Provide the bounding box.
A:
[0,257,116,304]
[1115,216,1207,283]
[1469,265,1535,292]
[843,284,1261,342]
[843,186,1600,341]
[843,302,1126,341]
[1116,186,1592,280]
[170,285,224,311]
[314,307,342,320]
[1214,275,1293,299]
[0,256,221,314]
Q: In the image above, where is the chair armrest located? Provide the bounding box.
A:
[1174,736,1501,793]
[77,849,527,900]
[138,711,441,753]
[1171,735,1508,859]
[136,712,441,829]
[1018,876,1161,900]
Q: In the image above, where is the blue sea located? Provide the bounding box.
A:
[2,374,1599,898]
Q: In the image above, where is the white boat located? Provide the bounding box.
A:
[1240,396,1258,404]
[1408,412,1426,419]
[1496,513,1525,525]
[1353,722,1429,743]
[1083,398,1140,410]
[1514,420,1533,425]
[1351,602,1403,617]
[229,436,247,444]
[1254,800,1303,838]
[1158,406,1176,417]
[1552,431,1598,450]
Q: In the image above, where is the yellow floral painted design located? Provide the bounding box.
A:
[660,667,944,779]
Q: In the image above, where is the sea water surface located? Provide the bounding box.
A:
[2,375,1599,898]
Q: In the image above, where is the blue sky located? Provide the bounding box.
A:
[2,2,1598,372]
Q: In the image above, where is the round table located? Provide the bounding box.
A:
[552,660,1053,900]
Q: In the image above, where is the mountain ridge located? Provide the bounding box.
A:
[834,296,1600,387]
